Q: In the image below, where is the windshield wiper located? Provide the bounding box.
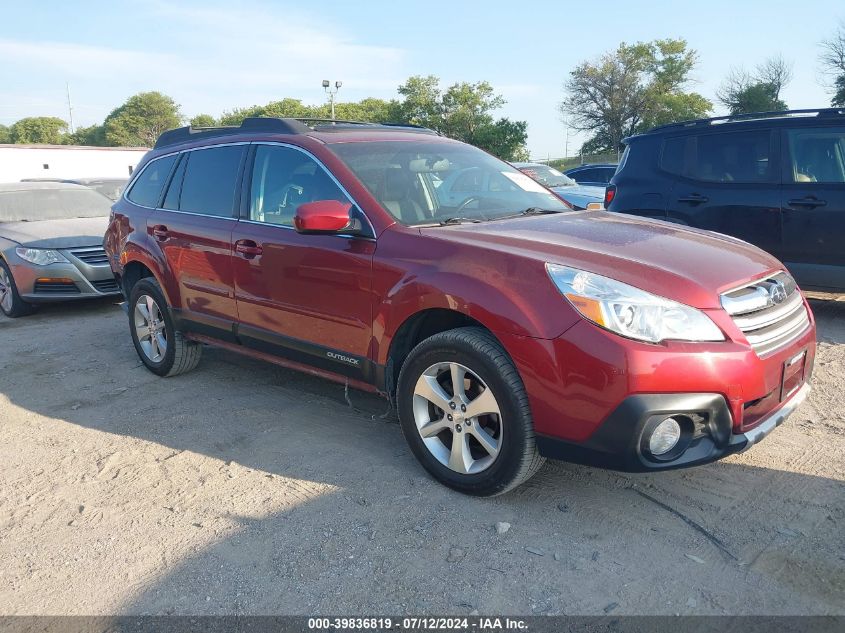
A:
[494,207,562,220]
[438,217,483,225]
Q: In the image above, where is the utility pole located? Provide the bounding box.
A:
[563,119,569,158]
[66,83,75,134]
[322,80,342,119]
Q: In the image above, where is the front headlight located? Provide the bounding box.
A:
[15,247,69,266]
[546,263,724,343]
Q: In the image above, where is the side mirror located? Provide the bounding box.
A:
[294,200,362,235]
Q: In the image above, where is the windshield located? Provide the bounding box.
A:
[85,180,128,201]
[328,141,568,225]
[0,187,113,222]
[517,164,575,187]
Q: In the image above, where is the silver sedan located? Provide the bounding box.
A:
[0,182,120,317]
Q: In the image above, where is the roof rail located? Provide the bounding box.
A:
[154,117,312,149]
[297,118,439,134]
[648,108,845,134]
[154,116,440,149]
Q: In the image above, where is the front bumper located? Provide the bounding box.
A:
[7,248,120,302]
[536,382,811,472]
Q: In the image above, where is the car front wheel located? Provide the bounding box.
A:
[397,327,545,496]
[0,259,34,318]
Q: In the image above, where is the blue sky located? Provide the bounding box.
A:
[0,0,841,157]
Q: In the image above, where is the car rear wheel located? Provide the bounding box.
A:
[397,327,545,496]
[0,260,34,318]
[128,277,202,377]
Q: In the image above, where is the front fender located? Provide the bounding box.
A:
[372,229,582,366]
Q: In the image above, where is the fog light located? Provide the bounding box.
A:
[649,417,682,455]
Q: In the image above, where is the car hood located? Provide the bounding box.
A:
[550,184,604,200]
[0,217,109,249]
[429,211,784,309]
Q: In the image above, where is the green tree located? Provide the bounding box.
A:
[560,39,712,153]
[395,75,443,129]
[469,119,529,161]
[820,20,845,106]
[393,75,528,159]
[440,81,505,141]
[9,117,68,144]
[323,98,396,122]
[219,98,317,125]
[65,124,106,146]
[0,124,10,144]
[717,57,792,114]
[104,92,182,147]
[189,114,217,127]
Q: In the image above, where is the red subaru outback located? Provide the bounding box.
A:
[104,118,815,496]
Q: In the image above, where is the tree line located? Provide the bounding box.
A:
[560,21,845,154]
[0,76,530,161]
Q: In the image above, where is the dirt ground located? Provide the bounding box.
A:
[0,297,842,616]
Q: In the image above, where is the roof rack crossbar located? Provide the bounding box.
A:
[648,108,845,133]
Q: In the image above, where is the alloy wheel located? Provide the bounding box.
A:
[412,362,503,474]
[0,267,13,314]
[134,294,167,362]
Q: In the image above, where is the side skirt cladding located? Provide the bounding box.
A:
[171,308,382,386]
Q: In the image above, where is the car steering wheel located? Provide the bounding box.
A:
[457,196,482,212]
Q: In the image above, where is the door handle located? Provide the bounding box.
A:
[787,197,827,209]
[677,194,709,204]
[235,239,263,258]
[152,224,170,241]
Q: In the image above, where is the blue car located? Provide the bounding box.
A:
[512,162,605,210]
[563,163,618,187]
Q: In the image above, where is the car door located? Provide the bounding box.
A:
[149,144,246,341]
[231,143,377,382]
[665,129,783,258]
[780,126,845,292]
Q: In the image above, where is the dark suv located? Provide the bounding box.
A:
[607,108,845,293]
[104,118,815,496]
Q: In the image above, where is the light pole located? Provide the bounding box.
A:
[322,79,342,119]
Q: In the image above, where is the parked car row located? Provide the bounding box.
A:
[0,113,823,497]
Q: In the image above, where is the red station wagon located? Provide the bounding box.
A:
[104,118,816,496]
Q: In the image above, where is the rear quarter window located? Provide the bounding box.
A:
[127,154,178,207]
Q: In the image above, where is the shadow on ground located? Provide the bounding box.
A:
[0,298,842,615]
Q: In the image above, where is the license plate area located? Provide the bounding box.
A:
[781,350,807,401]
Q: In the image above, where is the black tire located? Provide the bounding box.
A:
[128,277,202,377]
[0,259,34,318]
[397,327,545,496]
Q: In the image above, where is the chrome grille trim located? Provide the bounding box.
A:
[721,272,810,357]
[69,247,109,265]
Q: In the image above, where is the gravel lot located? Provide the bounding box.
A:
[0,298,842,615]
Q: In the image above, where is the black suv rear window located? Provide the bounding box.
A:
[660,130,772,183]
[179,146,245,216]
[127,154,177,207]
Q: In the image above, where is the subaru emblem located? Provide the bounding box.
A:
[769,281,787,305]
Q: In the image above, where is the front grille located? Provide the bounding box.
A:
[70,247,109,265]
[721,272,810,357]
[91,278,119,293]
[34,281,80,294]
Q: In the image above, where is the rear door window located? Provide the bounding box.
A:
[179,145,246,216]
[661,130,773,183]
[787,127,845,183]
[127,154,177,207]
